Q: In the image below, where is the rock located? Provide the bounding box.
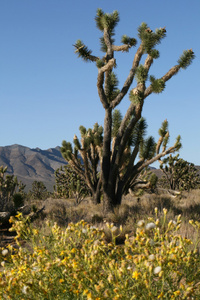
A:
[0,212,11,223]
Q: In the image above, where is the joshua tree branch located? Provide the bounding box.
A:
[137,145,179,173]
[111,44,144,108]
[144,54,154,70]
[144,65,180,99]
[97,58,116,109]
[73,44,99,62]
[112,44,131,52]
[104,28,113,59]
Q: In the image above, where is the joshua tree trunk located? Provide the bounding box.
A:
[91,180,101,205]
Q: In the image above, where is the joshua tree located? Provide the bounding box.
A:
[159,155,200,191]
[0,166,25,211]
[54,167,70,199]
[54,165,91,205]
[62,9,194,212]
[61,123,103,204]
[29,181,48,200]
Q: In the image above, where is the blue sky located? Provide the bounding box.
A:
[0,0,199,166]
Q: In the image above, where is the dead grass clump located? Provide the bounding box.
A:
[106,204,131,225]
[181,189,200,203]
[91,214,104,224]
[174,190,200,219]
[43,197,105,226]
[122,194,177,219]
[47,202,68,226]
[70,200,104,224]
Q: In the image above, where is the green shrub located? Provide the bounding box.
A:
[13,193,24,209]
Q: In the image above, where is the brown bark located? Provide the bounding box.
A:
[97,59,116,109]
[102,108,112,191]
[112,44,144,108]
[112,44,131,52]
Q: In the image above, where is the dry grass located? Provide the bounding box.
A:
[40,197,104,226]
[29,189,200,250]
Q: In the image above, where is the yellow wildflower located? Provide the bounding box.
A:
[33,229,39,235]
[95,285,101,292]
[15,212,22,218]
[132,271,140,280]
[107,274,114,283]
[83,289,89,295]
[174,290,181,296]
[158,292,164,298]
[87,292,92,300]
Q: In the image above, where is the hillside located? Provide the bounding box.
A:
[0,144,67,192]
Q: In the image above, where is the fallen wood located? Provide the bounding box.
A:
[0,205,45,227]
[157,188,181,197]
[27,206,45,222]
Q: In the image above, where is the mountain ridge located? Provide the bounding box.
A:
[0,144,67,192]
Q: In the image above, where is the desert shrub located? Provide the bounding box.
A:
[13,192,24,209]
[1,210,200,299]
[106,204,130,225]
[48,202,69,226]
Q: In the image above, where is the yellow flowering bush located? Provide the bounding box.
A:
[0,209,200,299]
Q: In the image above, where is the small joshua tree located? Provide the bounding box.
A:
[61,123,103,204]
[160,155,200,191]
[62,9,194,212]
[54,167,70,199]
[0,166,25,211]
[54,165,90,205]
[29,181,48,200]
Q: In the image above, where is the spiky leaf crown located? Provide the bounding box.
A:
[150,76,165,94]
[96,59,105,68]
[95,8,119,34]
[178,49,195,69]
[139,136,156,160]
[158,120,168,137]
[74,40,93,62]
[129,117,147,147]
[135,65,148,83]
[121,35,137,47]
[79,125,87,137]
[174,135,182,151]
[105,72,120,101]
[138,23,166,54]
[112,109,122,138]
[129,89,144,105]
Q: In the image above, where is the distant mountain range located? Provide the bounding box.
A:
[0,144,67,192]
[0,144,199,193]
